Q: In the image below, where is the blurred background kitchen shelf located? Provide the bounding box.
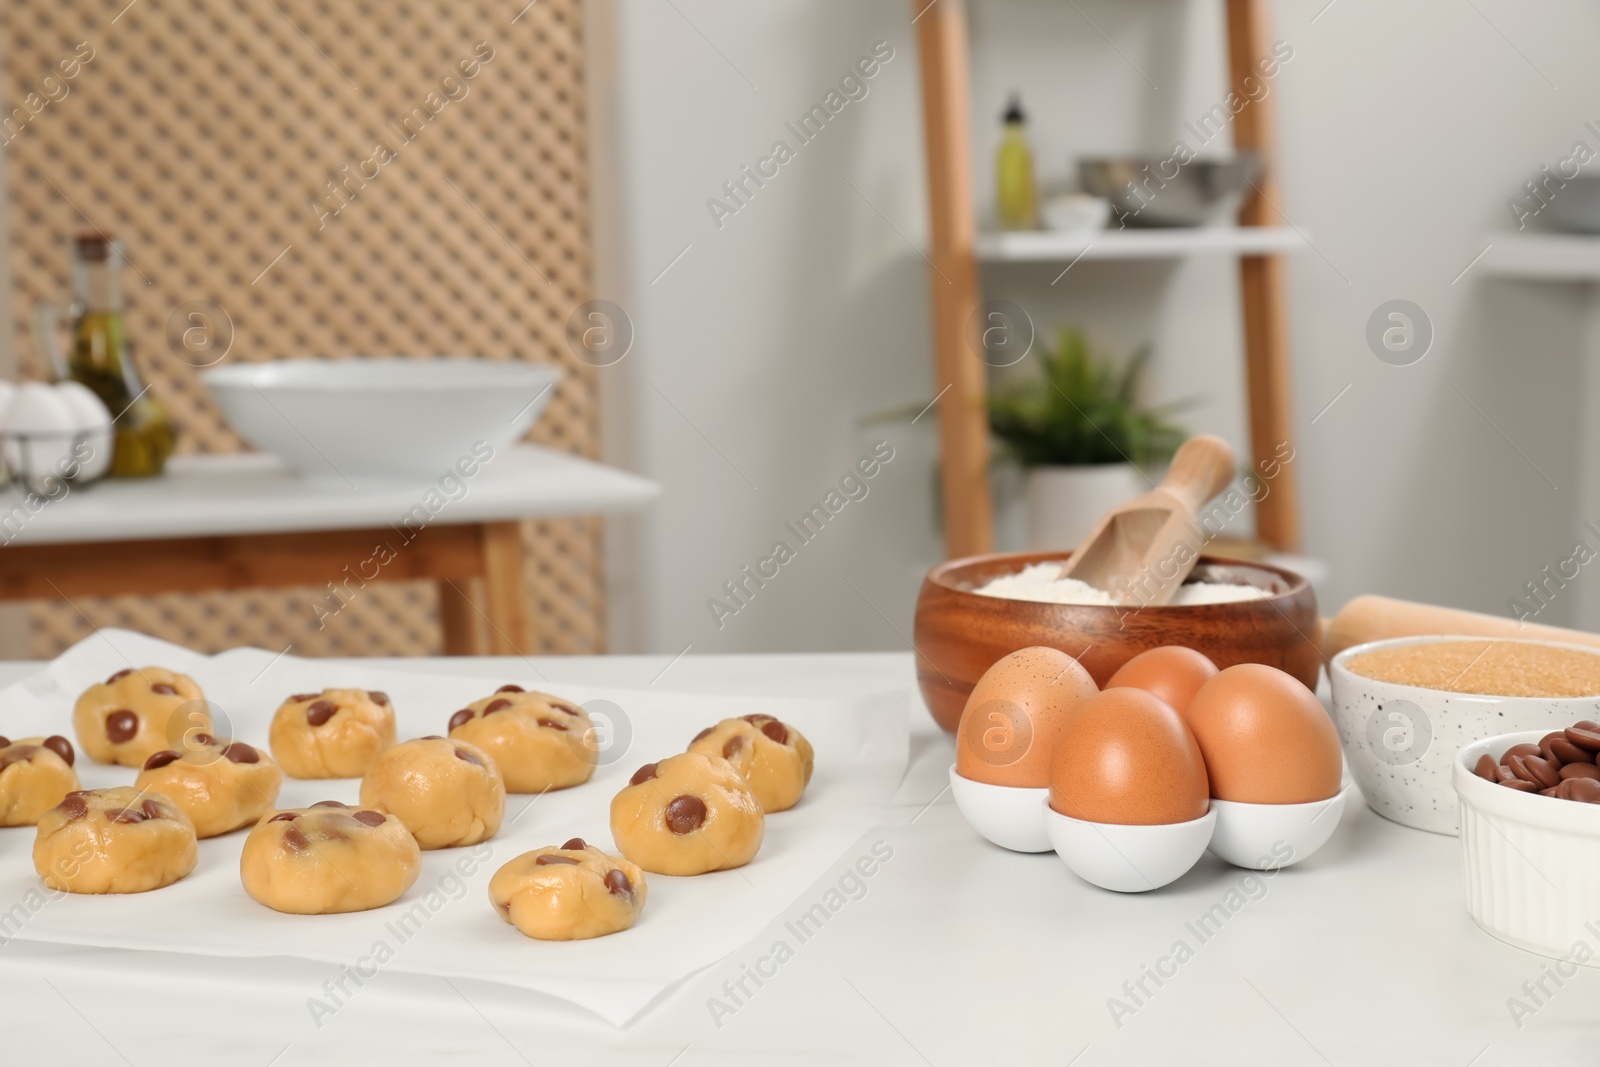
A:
[977,225,1305,262]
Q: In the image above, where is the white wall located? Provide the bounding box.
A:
[595,0,1599,654]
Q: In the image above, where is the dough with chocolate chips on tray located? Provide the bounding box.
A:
[446,685,597,793]
[0,735,79,826]
[359,736,505,850]
[72,667,209,768]
[135,734,283,838]
[240,801,421,914]
[687,714,814,813]
[489,837,647,941]
[269,689,396,779]
[610,752,763,876]
[33,786,198,894]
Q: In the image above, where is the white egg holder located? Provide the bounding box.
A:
[0,427,110,495]
[949,764,1349,892]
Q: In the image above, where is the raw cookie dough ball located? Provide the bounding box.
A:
[489,837,647,941]
[269,689,396,779]
[359,736,505,850]
[610,752,764,876]
[240,801,421,914]
[687,714,814,813]
[0,735,79,826]
[446,685,596,793]
[73,667,209,768]
[33,786,198,894]
[136,734,283,838]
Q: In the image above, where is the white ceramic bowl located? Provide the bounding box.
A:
[1455,730,1600,967]
[202,358,560,479]
[948,765,1051,853]
[1329,635,1600,836]
[1208,780,1349,870]
[1042,800,1216,892]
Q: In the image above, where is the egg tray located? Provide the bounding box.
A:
[0,428,109,496]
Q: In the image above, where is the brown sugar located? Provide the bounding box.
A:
[1346,639,1600,698]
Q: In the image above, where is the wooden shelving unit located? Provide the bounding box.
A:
[912,0,1303,558]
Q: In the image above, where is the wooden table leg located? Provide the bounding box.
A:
[480,521,531,656]
[437,578,482,656]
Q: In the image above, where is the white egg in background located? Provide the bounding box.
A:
[4,382,78,488]
[52,380,114,480]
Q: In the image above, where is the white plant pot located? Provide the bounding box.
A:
[1024,463,1145,551]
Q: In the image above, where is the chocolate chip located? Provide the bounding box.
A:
[223,742,259,764]
[630,763,657,786]
[496,684,524,694]
[562,837,586,850]
[369,691,390,706]
[0,735,10,748]
[1566,723,1600,752]
[291,693,320,703]
[193,733,214,746]
[420,734,444,741]
[107,807,147,824]
[353,810,387,826]
[141,799,165,821]
[1559,778,1600,802]
[550,702,582,717]
[150,682,178,695]
[0,745,35,772]
[743,714,774,726]
[455,747,484,766]
[665,795,707,834]
[484,698,512,714]
[692,726,714,744]
[1504,743,1543,762]
[761,719,789,745]
[1552,737,1595,765]
[448,709,474,731]
[105,710,138,743]
[1472,754,1499,781]
[1561,762,1600,781]
[311,800,347,808]
[107,669,133,683]
[306,700,337,726]
[143,750,181,771]
[283,827,311,851]
[58,794,87,820]
[723,735,744,759]
[42,736,74,767]
[536,718,568,731]
[604,868,632,896]
[1499,778,1539,792]
[536,854,580,865]
[1510,754,1562,789]
[269,812,298,822]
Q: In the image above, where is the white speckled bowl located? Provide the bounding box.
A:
[1329,635,1600,836]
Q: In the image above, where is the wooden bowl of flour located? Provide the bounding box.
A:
[913,550,1321,733]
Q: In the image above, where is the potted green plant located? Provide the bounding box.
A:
[987,327,1188,549]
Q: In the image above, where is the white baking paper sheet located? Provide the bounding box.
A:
[0,630,909,1025]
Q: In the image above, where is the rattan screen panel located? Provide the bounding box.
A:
[4,0,602,658]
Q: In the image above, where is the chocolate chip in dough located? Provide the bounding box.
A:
[141,799,165,821]
[107,669,133,684]
[107,807,147,824]
[692,726,714,744]
[283,827,311,851]
[665,795,707,835]
[0,735,10,748]
[311,800,347,808]
[629,763,657,786]
[58,794,88,820]
[454,747,484,766]
[760,719,789,745]
[105,710,138,743]
[448,709,474,731]
[536,854,580,866]
[268,812,298,823]
[562,837,587,850]
[723,735,744,759]
[306,700,337,726]
[368,691,390,706]
[604,868,632,897]
[496,684,524,694]
[420,735,444,741]
[291,693,320,703]
[353,810,387,827]
[193,733,215,746]
[150,682,178,695]
[143,750,181,771]
[223,742,259,764]
[483,699,512,714]
[536,718,568,731]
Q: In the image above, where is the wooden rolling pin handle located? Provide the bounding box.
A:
[1158,434,1238,515]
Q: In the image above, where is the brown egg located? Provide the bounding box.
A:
[955,646,1097,788]
[1183,663,1342,804]
[1049,688,1209,825]
[1106,646,1218,716]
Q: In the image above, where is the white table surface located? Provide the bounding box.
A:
[0,446,659,545]
[0,652,1594,1066]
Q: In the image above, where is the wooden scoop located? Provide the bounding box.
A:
[1059,434,1238,607]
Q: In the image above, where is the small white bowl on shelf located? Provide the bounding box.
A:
[1042,800,1216,893]
[1040,193,1111,233]
[948,765,1051,853]
[1207,779,1350,870]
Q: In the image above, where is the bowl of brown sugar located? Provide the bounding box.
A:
[1329,635,1600,835]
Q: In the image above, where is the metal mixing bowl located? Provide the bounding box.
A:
[1079,154,1261,228]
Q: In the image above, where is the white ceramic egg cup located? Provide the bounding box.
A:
[948,765,1053,853]
[1042,800,1217,893]
[1207,781,1350,870]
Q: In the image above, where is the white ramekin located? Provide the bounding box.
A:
[1329,635,1600,835]
[1455,730,1600,966]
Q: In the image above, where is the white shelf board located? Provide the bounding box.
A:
[976,225,1305,262]
[1478,232,1600,280]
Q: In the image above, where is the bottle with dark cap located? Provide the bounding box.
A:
[996,93,1038,231]
[37,234,175,477]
